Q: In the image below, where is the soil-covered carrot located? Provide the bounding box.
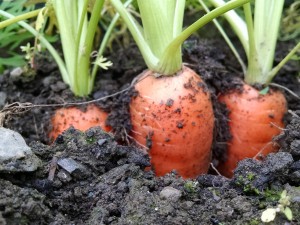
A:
[217,83,287,177]
[49,104,111,142]
[131,67,214,178]
[111,0,249,178]
[204,0,300,177]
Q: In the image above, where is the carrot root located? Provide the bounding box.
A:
[218,83,287,177]
[130,66,214,178]
[49,104,111,142]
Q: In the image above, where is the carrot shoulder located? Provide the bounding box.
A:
[218,83,287,177]
[49,104,111,142]
[130,66,214,178]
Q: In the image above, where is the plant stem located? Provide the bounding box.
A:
[52,0,77,91]
[79,0,104,95]
[199,0,247,75]
[109,0,160,70]
[268,42,300,82]
[138,0,184,64]
[245,0,285,85]
[91,0,133,88]
[207,0,249,57]
[158,0,250,74]
[111,0,250,75]
[0,9,41,29]
[243,2,261,84]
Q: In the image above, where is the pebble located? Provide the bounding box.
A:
[0,127,41,172]
[10,67,23,79]
[57,157,89,178]
[160,186,182,201]
[97,139,107,146]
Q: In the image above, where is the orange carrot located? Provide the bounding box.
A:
[49,104,111,142]
[130,66,214,178]
[217,83,287,177]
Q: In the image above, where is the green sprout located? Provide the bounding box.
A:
[261,190,293,223]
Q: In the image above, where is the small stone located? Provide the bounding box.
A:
[10,67,23,78]
[42,76,56,87]
[57,158,89,178]
[50,81,68,92]
[0,127,41,172]
[86,130,95,138]
[160,186,182,201]
[97,139,107,146]
[182,201,194,209]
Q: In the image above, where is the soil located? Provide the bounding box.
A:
[0,36,300,225]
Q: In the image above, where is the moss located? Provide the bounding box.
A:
[235,173,260,195]
[263,188,281,202]
[184,181,198,193]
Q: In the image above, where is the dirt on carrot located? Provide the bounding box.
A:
[130,66,214,178]
[217,83,287,177]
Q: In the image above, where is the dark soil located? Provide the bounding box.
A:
[0,36,300,224]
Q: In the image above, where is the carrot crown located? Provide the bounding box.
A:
[207,0,300,85]
[110,0,251,76]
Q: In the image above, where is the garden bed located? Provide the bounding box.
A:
[0,37,300,224]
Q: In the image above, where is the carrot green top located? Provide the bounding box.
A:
[208,0,300,85]
[110,0,251,75]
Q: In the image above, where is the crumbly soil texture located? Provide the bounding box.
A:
[0,37,300,225]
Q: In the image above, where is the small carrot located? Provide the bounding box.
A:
[131,67,214,178]
[49,104,111,142]
[217,83,287,177]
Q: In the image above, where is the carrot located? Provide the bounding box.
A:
[203,0,300,177]
[49,104,111,142]
[130,67,214,178]
[217,83,287,177]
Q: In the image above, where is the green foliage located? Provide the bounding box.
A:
[261,190,293,223]
[0,0,35,73]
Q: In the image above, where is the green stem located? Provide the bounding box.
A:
[158,0,250,74]
[109,0,159,70]
[73,0,89,93]
[268,42,300,83]
[199,0,246,75]
[77,0,105,95]
[52,0,77,90]
[246,0,285,84]
[0,9,41,29]
[243,2,261,84]
[208,0,249,57]
[137,0,185,74]
[90,0,133,90]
